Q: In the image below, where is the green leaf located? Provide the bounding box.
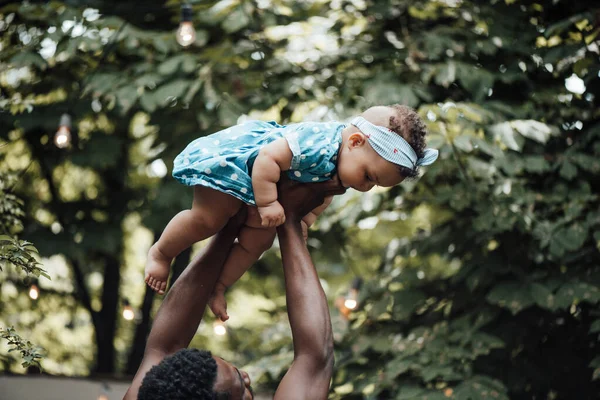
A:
[489,122,524,151]
[523,155,550,173]
[115,86,139,115]
[223,8,250,33]
[512,120,557,144]
[392,289,427,320]
[456,63,495,101]
[556,224,588,252]
[453,135,474,152]
[396,86,420,108]
[471,137,503,158]
[152,80,191,108]
[158,56,185,76]
[139,93,158,113]
[530,283,557,310]
[364,79,419,108]
[487,282,534,314]
[152,36,171,53]
[396,385,425,399]
[544,12,594,37]
[384,357,411,378]
[556,282,600,307]
[434,62,457,88]
[421,365,457,382]
[9,52,47,70]
[467,158,495,178]
[559,161,578,180]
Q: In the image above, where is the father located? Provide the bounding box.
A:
[124,178,346,399]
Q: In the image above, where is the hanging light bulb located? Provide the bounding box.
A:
[344,277,362,310]
[213,320,227,336]
[344,289,358,310]
[29,284,39,300]
[54,113,72,148]
[176,4,196,47]
[122,299,135,321]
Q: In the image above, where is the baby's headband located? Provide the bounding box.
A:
[350,116,439,170]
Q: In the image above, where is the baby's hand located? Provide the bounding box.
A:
[258,201,286,227]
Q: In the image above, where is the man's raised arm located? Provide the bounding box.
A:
[274,178,346,400]
[124,209,246,400]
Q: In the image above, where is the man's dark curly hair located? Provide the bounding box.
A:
[387,104,428,179]
[138,349,223,400]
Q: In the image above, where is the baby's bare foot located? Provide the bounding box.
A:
[209,284,229,322]
[145,245,171,295]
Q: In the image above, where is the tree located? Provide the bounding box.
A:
[322,1,600,399]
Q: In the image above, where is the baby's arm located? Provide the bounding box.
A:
[252,138,293,227]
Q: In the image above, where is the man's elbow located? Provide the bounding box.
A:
[307,341,335,373]
[324,346,335,375]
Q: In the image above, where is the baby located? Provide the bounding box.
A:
[145,104,438,321]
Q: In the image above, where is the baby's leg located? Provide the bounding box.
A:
[209,222,276,321]
[300,194,333,241]
[146,185,242,294]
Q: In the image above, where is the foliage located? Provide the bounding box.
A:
[0,1,598,398]
[0,235,49,279]
[0,171,49,369]
[322,1,600,399]
[0,173,49,278]
[0,326,45,370]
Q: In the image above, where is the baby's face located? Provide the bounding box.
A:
[336,131,405,192]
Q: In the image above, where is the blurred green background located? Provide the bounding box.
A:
[1,0,599,398]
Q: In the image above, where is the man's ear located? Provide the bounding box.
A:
[348,132,367,148]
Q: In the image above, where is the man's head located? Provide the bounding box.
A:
[336,104,429,191]
[138,349,253,400]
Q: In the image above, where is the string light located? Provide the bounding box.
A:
[122,299,135,321]
[176,4,196,47]
[28,284,39,300]
[54,113,72,148]
[213,320,227,336]
[345,277,362,310]
[344,293,358,310]
[336,277,362,319]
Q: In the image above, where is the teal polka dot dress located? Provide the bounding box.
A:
[173,120,345,205]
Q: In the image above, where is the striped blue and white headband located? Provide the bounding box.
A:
[350,116,439,170]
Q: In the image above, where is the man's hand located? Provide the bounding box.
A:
[258,200,286,227]
[273,175,345,399]
[277,175,346,220]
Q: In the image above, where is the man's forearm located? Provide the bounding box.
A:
[277,219,333,362]
[124,221,241,400]
[146,222,239,353]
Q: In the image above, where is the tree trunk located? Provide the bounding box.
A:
[94,252,121,374]
[124,284,155,375]
[124,237,191,374]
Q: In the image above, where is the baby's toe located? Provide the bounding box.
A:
[158,281,167,295]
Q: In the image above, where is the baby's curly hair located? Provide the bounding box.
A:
[387,104,428,179]
[138,349,222,400]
